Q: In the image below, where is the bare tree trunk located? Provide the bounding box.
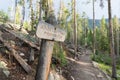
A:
[20,0,25,30]
[93,0,96,55]
[39,0,42,21]
[108,0,117,79]
[58,0,62,25]
[37,0,42,45]
[44,0,49,20]
[73,0,77,59]
[84,18,87,53]
[116,29,119,57]
[14,0,18,23]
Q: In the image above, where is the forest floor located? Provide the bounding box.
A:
[63,49,110,80]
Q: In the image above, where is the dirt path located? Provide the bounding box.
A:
[64,49,109,80]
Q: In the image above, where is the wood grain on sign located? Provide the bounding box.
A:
[36,21,66,42]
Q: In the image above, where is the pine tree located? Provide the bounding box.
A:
[108,0,117,79]
[99,17,108,51]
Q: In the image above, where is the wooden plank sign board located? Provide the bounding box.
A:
[36,21,66,42]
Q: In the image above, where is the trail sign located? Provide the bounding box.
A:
[36,21,66,42]
[35,20,66,80]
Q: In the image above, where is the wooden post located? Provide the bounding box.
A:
[35,40,54,80]
[35,20,66,80]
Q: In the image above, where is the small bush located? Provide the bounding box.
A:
[53,43,67,67]
[91,52,111,65]
[91,53,120,79]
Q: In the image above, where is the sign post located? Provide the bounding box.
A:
[35,21,66,80]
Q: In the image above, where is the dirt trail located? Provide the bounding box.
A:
[64,49,109,80]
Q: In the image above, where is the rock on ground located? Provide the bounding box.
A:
[48,70,66,80]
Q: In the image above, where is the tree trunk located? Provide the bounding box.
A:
[93,0,96,55]
[20,0,25,30]
[84,18,87,53]
[58,0,62,25]
[116,29,119,57]
[39,0,42,21]
[108,0,117,79]
[14,0,18,23]
[73,0,77,59]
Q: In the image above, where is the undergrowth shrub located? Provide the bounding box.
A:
[91,52,111,65]
[53,43,67,67]
[91,52,120,79]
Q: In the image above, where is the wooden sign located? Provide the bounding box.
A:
[35,20,66,80]
[36,21,66,42]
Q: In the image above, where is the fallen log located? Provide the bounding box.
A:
[0,36,32,73]
[12,49,32,73]
[0,25,40,50]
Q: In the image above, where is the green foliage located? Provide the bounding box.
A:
[91,53,111,65]
[18,0,25,5]
[53,43,67,67]
[91,53,120,78]
[27,0,38,32]
[77,14,83,44]
[117,70,120,78]
[98,63,112,75]
[0,10,9,23]
[113,15,119,30]
[95,17,109,52]
[86,29,93,48]
[66,22,73,41]
[97,63,120,79]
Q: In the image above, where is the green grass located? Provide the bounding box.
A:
[91,53,112,65]
[98,63,120,79]
[117,70,120,78]
[98,63,112,75]
[91,53,120,79]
